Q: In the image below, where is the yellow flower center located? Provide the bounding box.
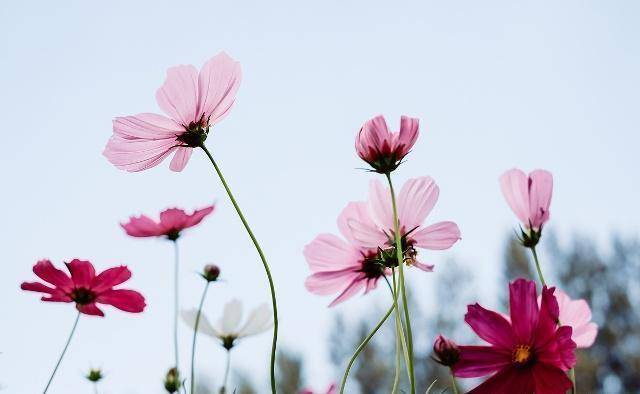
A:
[513,345,532,364]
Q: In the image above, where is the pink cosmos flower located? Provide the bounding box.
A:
[500,168,553,231]
[300,383,337,394]
[548,289,598,348]
[121,205,214,241]
[103,52,241,172]
[348,177,461,271]
[21,259,146,317]
[355,115,420,173]
[453,279,576,394]
[304,202,390,307]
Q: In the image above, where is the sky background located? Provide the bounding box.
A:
[1,0,639,392]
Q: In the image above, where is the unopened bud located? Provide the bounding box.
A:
[164,367,181,393]
[202,264,221,282]
[432,334,460,367]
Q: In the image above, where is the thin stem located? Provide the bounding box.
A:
[391,268,411,381]
[570,368,576,394]
[450,370,459,394]
[190,281,211,394]
[199,144,278,394]
[340,304,395,394]
[43,311,80,393]
[93,383,99,394]
[386,173,415,393]
[220,350,231,394]
[384,275,403,393]
[173,240,181,373]
[530,246,547,287]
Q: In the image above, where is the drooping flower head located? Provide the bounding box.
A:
[21,259,146,317]
[304,202,391,307]
[348,177,461,272]
[432,334,460,367]
[355,115,419,173]
[300,383,337,394]
[104,52,241,172]
[453,279,576,394]
[121,204,214,241]
[500,168,553,246]
[181,299,272,350]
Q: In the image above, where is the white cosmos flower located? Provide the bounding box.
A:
[181,299,272,349]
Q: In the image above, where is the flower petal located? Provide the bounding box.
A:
[111,113,183,140]
[238,303,272,338]
[509,278,539,344]
[532,363,573,394]
[169,147,193,172]
[412,221,461,250]
[219,299,243,335]
[159,208,189,231]
[305,270,361,295]
[397,116,419,157]
[156,64,199,125]
[121,215,164,237]
[65,259,96,288]
[103,136,178,172]
[304,234,363,271]
[467,366,535,394]
[528,169,553,229]
[97,289,146,313]
[182,205,215,228]
[500,168,530,227]
[537,326,577,371]
[337,202,379,246]
[181,308,220,338]
[534,285,560,348]
[397,177,439,231]
[453,345,512,378]
[328,276,366,307]
[91,266,132,293]
[367,179,395,232]
[197,52,242,124]
[465,303,516,349]
[21,281,70,303]
[32,259,73,291]
[77,302,105,317]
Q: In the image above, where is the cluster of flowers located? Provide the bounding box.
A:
[20,51,599,394]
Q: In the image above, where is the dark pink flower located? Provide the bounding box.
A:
[453,279,576,394]
[21,259,146,317]
[121,205,214,240]
[355,115,419,173]
[432,334,460,367]
[348,177,461,272]
[300,383,337,394]
[304,202,390,307]
[103,52,241,172]
[500,168,553,231]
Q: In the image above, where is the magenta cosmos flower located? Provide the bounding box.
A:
[21,259,146,317]
[355,115,419,173]
[453,279,576,394]
[348,177,460,271]
[121,205,214,241]
[304,202,391,307]
[500,168,553,231]
[103,52,241,172]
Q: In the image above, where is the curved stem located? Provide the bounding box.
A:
[220,350,231,394]
[199,144,278,393]
[530,246,547,287]
[43,311,80,393]
[340,304,395,394]
[385,173,415,393]
[173,240,181,373]
[190,281,211,394]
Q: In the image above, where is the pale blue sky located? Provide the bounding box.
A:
[1,1,639,392]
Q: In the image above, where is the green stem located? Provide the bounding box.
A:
[384,275,405,393]
[199,144,278,394]
[391,268,411,381]
[189,281,211,394]
[385,173,415,393]
[570,368,576,394]
[530,245,547,287]
[340,304,395,394]
[173,240,180,374]
[43,311,80,393]
[220,350,231,394]
[450,370,459,394]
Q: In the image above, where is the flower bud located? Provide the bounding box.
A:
[432,334,460,367]
[201,264,221,282]
[164,367,181,393]
[86,368,103,383]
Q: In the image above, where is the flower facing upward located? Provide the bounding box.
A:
[181,299,272,350]
[21,259,146,317]
[103,52,241,172]
[453,279,576,394]
[121,205,214,241]
[304,202,391,307]
[355,115,419,173]
[432,334,460,367]
[348,177,461,272]
[500,168,553,246]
